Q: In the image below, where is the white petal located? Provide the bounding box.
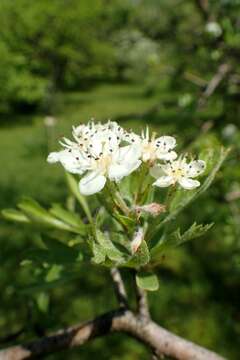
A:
[117,145,141,163]
[155,136,176,149]
[160,163,172,175]
[185,160,206,178]
[153,176,175,188]
[125,159,142,174]
[150,165,164,179]
[108,160,141,182]
[79,172,106,195]
[178,177,200,190]
[47,152,60,163]
[108,164,130,182]
[156,150,178,161]
[59,150,89,174]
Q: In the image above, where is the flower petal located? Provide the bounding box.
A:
[155,136,176,149]
[178,177,200,190]
[117,145,141,163]
[153,176,175,188]
[126,160,142,174]
[150,165,165,179]
[156,150,177,161]
[108,160,141,182]
[185,160,206,178]
[108,164,130,182]
[79,172,106,195]
[59,150,89,174]
[47,152,60,163]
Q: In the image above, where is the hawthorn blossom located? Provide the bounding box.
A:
[124,127,177,163]
[47,121,141,195]
[151,157,206,190]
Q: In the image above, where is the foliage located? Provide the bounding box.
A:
[0,0,240,359]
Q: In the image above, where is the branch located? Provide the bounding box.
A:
[110,268,128,308]
[0,328,25,345]
[197,63,231,109]
[194,0,210,21]
[136,286,150,321]
[133,270,150,322]
[0,309,226,360]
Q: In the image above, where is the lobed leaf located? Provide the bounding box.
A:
[150,222,213,258]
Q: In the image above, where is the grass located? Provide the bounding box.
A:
[0,83,159,207]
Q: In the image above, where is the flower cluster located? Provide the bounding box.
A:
[47,121,206,195]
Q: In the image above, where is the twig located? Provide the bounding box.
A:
[132,269,150,322]
[194,0,210,21]
[197,64,231,109]
[0,309,225,360]
[110,268,128,308]
[0,328,25,345]
[136,286,150,322]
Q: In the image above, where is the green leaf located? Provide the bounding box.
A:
[114,213,135,229]
[43,237,83,264]
[49,203,87,235]
[23,238,83,265]
[172,222,214,246]
[151,223,213,257]
[96,230,125,262]
[35,292,49,313]
[17,198,75,232]
[92,242,106,264]
[20,271,80,294]
[136,271,159,291]
[65,172,93,223]
[45,264,63,282]
[1,208,30,223]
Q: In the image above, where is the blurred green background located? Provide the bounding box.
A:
[0,0,240,359]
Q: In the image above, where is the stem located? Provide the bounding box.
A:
[134,164,149,205]
[110,268,129,308]
[165,184,176,210]
[113,182,131,216]
[133,270,150,322]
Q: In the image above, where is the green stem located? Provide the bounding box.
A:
[134,164,148,205]
[113,183,130,216]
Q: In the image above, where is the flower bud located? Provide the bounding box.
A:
[131,227,144,254]
[134,203,166,217]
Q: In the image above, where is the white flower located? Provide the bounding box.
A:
[124,127,177,163]
[205,22,222,38]
[47,121,141,196]
[151,157,206,190]
[78,142,141,196]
